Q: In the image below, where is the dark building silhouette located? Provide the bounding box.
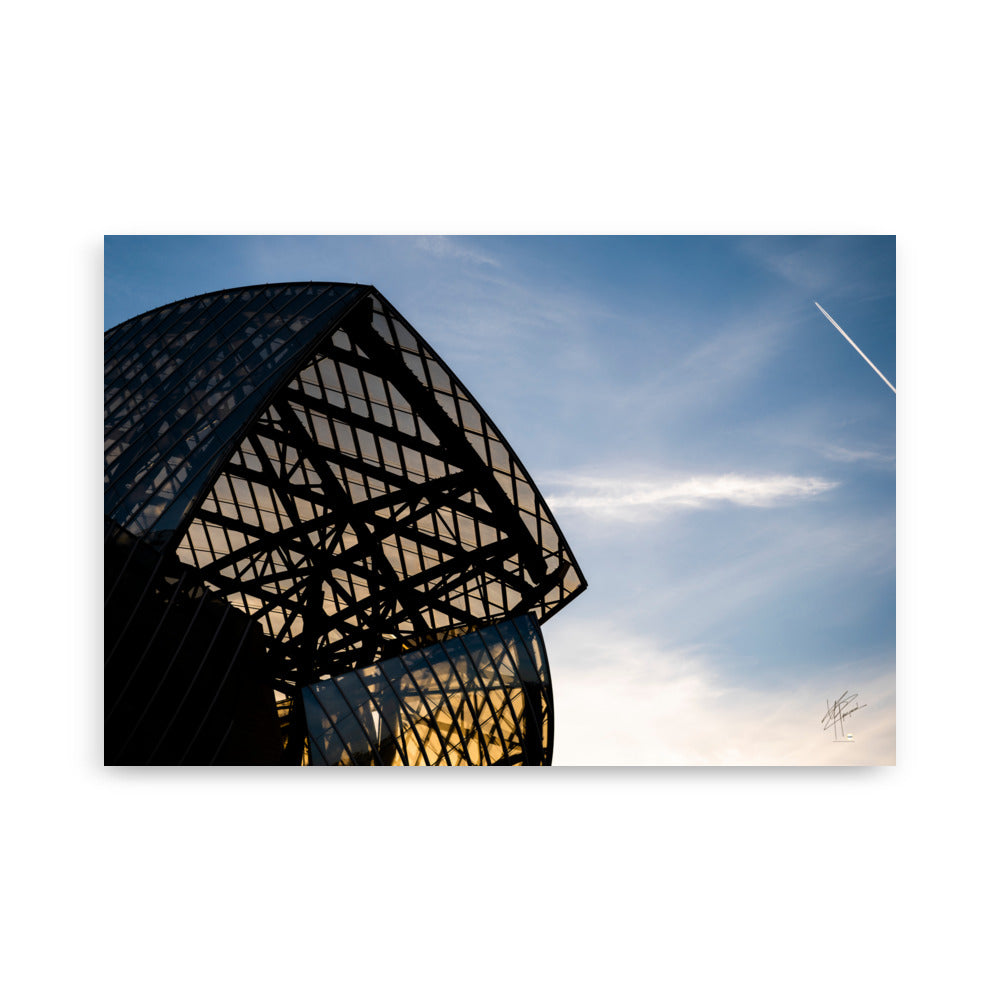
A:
[105,283,586,764]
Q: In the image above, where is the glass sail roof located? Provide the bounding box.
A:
[105,282,586,689]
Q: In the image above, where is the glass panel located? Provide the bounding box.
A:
[105,284,367,540]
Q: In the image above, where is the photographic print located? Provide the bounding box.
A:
[104,235,895,765]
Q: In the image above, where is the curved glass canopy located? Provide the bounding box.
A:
[105,283,585,764]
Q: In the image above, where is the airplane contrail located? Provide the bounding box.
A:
[814,301,896,394]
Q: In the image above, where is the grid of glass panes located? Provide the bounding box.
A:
[371,293,585,621]
[104,283,366,541]
[303,616,552,765]
[174,292,585,686]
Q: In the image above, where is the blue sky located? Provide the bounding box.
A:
[105,235,895,764]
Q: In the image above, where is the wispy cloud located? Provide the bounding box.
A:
[821,444,895,465]
[413,236,499,267]
[545,619,895,765]
[738,236,894,302]
[744,242,839,291]
[544,472,838,520]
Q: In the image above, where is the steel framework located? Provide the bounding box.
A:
[105,282,586,764]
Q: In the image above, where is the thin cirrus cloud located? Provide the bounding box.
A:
[412,235,499,267]
[821,444,895,465]
[543,472,838,520]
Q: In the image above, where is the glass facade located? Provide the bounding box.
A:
[105,283,585,764]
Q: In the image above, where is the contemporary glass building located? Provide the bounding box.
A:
[105,283,586,764]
